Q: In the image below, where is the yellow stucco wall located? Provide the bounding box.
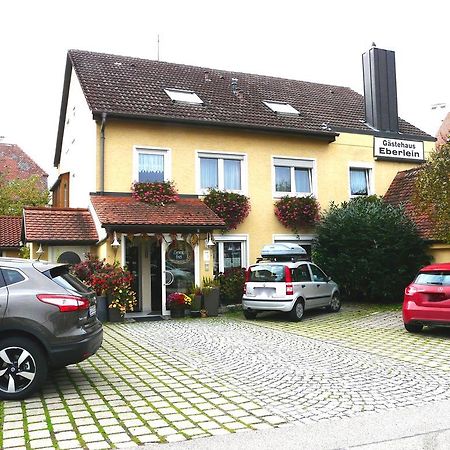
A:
[429,244,450,263]
[98,120,435,264]
[2,249,21,258]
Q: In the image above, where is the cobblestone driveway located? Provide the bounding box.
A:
[2,304,450,449]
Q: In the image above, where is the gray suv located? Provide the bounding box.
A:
[0,258,103,400]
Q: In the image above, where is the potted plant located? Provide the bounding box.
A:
[187,285,203,317]
[274,195,320,233]
[167,292,192,318]
[202,277,220,317]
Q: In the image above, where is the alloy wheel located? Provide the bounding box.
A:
[0,347,37,395]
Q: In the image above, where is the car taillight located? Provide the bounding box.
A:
[245,268,251,282]
[243,283,247,295]
[37,294,90,312]
[404,285,417,297]
[286,283,294,295]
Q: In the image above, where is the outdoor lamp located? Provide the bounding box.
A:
[206,233,215,248]
[111,231,120,250]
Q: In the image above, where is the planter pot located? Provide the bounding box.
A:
[108,307,124,323]
[204,288,220,317]
[170,308,185,319]
[96,295,108,323]
[189,294,202,317]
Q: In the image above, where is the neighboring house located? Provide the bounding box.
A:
[384,168,450,262]
[0,142,48,189]
[0,216,22,257]
[25,46,436,316]
[436,112,450,147]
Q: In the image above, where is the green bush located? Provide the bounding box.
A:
[215,267,246,305]
[313,197,431,303]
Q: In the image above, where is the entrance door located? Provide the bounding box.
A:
[165,240,195,300]
[150,240,162,313]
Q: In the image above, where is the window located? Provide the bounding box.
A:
[263,101,299,115]
[198,152,245,192]
[164,88,203,104]
[273,157,314,196]
[135,148,170,183]
[310,264,328,282]
[296,264,312,282]
[213,237,247,275]
[1,269,25,286]
[349,167,372,196]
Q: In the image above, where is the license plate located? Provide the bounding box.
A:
[89,304,96,317]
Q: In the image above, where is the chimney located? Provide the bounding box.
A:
[231,78,238,95]
[362,46,399,133]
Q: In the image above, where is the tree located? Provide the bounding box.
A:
[313,197,431,303]
[0,174,49,216]
[414,142,450,243]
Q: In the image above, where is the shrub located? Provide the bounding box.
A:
[313,197,431,303]
[215,267,246,305]
[203,189,250,231]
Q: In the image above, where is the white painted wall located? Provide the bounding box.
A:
[58,68,96,208]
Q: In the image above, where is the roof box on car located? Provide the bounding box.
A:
[259,243,308,262]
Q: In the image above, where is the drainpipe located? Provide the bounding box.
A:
[100,112,107,193]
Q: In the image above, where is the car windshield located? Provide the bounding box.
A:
[415,271,450,286]
[249,265,286,282]
[44,266,92,294]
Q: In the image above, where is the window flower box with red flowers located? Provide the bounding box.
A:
[274,195,320,233]
[131,180,179,206]
[203,189,251,231]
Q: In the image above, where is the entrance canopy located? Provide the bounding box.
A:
[90,193,225,232]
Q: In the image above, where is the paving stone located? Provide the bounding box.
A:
[2,437,26,448]
[28,438,54,448]
[58,439,84,449]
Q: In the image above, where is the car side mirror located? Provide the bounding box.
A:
[327,276,332,282]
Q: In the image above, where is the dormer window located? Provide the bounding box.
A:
[165,88,203,104]
[263,101,299,115]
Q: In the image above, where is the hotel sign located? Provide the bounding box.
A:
[374,137,424,162]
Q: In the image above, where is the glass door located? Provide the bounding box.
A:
[165,240,195,299]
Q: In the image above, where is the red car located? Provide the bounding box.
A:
[403,263,450,333]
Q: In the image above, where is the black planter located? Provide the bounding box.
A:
[189,294,202,317]
[170,308,185,319]
[204,288,220,316]
[108,307,124,323]
[96,296,108,323]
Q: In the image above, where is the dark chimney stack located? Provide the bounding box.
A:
[362,47,399,133]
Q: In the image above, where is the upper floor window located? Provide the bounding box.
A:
[273,157,315,196]
[198,152,245,193]
[349,166,372,197]
[134,148,171,183]
[164,88,203,104]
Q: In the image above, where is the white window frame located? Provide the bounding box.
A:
[263,101,299,115]
[196,150,247,194]
[212,234,249,273]
[133,146,172,183]
[348,162,374,198]
[272,156,317,198]
[164,88,203,104]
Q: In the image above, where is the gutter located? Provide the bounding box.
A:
[100,113,107,193]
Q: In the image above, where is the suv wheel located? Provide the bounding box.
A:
[404,323,423,333]
[327,293,341,313]
[244,310,257,320]
[0,337,48,400]
[289,300,304,322]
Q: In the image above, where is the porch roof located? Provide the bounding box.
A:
[23,207,98,243]
[90,194,226,231]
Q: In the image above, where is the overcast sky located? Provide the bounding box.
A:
[1,1,449,182]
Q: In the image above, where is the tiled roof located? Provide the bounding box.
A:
[383,168,435,240]
[0,216,22,249]
[68,50,431,139]
[0,143,48,188]
[90,194,225,230]
[436,112,450,147]
[23,208,98,243]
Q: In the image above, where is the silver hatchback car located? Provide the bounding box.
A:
[243,260,340,321]
[0,258,103,400]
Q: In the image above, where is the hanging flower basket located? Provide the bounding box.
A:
[203,189,251,231]
[274,195,320,233]
[131,181,179,206]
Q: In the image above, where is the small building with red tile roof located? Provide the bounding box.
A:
[384,168,450,262]
[0,216,22,257]
[22,207,98,264]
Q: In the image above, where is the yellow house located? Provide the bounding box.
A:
[39,46,438,316]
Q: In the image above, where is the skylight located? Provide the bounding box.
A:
[165,88,203,104]
[263,101,299,115]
